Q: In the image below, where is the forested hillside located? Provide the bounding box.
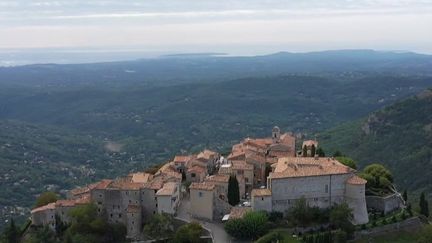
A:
[1,50,432,229]
[320,89,432,192]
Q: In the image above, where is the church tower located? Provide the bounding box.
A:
[272,126,281,142]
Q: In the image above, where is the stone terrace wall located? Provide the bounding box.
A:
[366,193,403,214]
[354,217,424,240]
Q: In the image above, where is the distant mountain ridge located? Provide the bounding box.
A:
[0,49,431,88]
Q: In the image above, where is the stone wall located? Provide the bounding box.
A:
[270,173,352,213]
[252,195,272,212]
[366,193,403,214]
[354,217,424,240]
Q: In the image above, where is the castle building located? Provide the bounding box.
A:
[251,157,369,225]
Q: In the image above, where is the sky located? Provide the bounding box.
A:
[0,0,432,55]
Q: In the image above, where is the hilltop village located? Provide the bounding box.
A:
[31,127,376,240]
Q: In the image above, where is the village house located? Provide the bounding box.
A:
[31,167,181,239]
[189,182,216,220]
[218,160,253,197]
[228,126,296,187]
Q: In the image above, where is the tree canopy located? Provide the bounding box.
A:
[173,222,204,243]
[359,164,393,193]
[336,157,357,170]
[143,213,174,240]
[224,211,269,240]
[228,175,240,206]
[35,192,58,208]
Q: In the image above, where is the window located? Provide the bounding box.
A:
[325,185,329,193]
[314,198,318,201]
[261,197,264,201]
[245,178,249,183]
[191,173,196,178]
[110,214,113,218]
[198,192,203,197]
[119,214,122,218]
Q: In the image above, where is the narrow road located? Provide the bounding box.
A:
[176,197,232,243]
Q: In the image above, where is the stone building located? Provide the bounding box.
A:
[228,127,296,187]
[31,168,181,240]
[189,182,216,220]
[264,157,369,225]
[218,160,253,197]
[251,188,272,212]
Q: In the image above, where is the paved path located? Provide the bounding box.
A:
[176,197,232,243]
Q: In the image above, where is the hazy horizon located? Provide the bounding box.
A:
[0,48,430,67]
[1,0,431,55]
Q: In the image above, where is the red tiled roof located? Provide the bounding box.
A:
[252,188,272,197]
[270,157,352,179]
[347,175,367,185]
[190,182,215,191]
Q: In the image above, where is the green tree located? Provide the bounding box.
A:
[3,218,19,243]
[228,175,240,206]
[336,157,357,170]
[143,213,174,239]
[329,203,354,236]
[35,192,58,208]
[311,144,316,157]
[419,192,429,218]
[224,211,269,240]
[360,164,393,191]
[173,222,203,243]
[316,147,326,157]
[332,151,343,157]
[286,197,314,227]
[303,145,308,157]
[403,189,408,202]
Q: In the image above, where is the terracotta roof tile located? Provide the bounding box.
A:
[252,188,272,197]
[173,155,192,164]
[94,179,113,190]
[130,172,153,183]
[269,157,352,179]
[205,174,230,183]
[156,182,178,196]
[31,202,56,214]
[347,175,367,185]
[187,165,207,174]
[190,182,215,191]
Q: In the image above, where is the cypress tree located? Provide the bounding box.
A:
[311,145,316,157]
[228,175,240,206]
[5,218,18,243]
[420,192,429,217]
[402,190,408,202]
[303,145,308,157]
[316,147,325,157]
